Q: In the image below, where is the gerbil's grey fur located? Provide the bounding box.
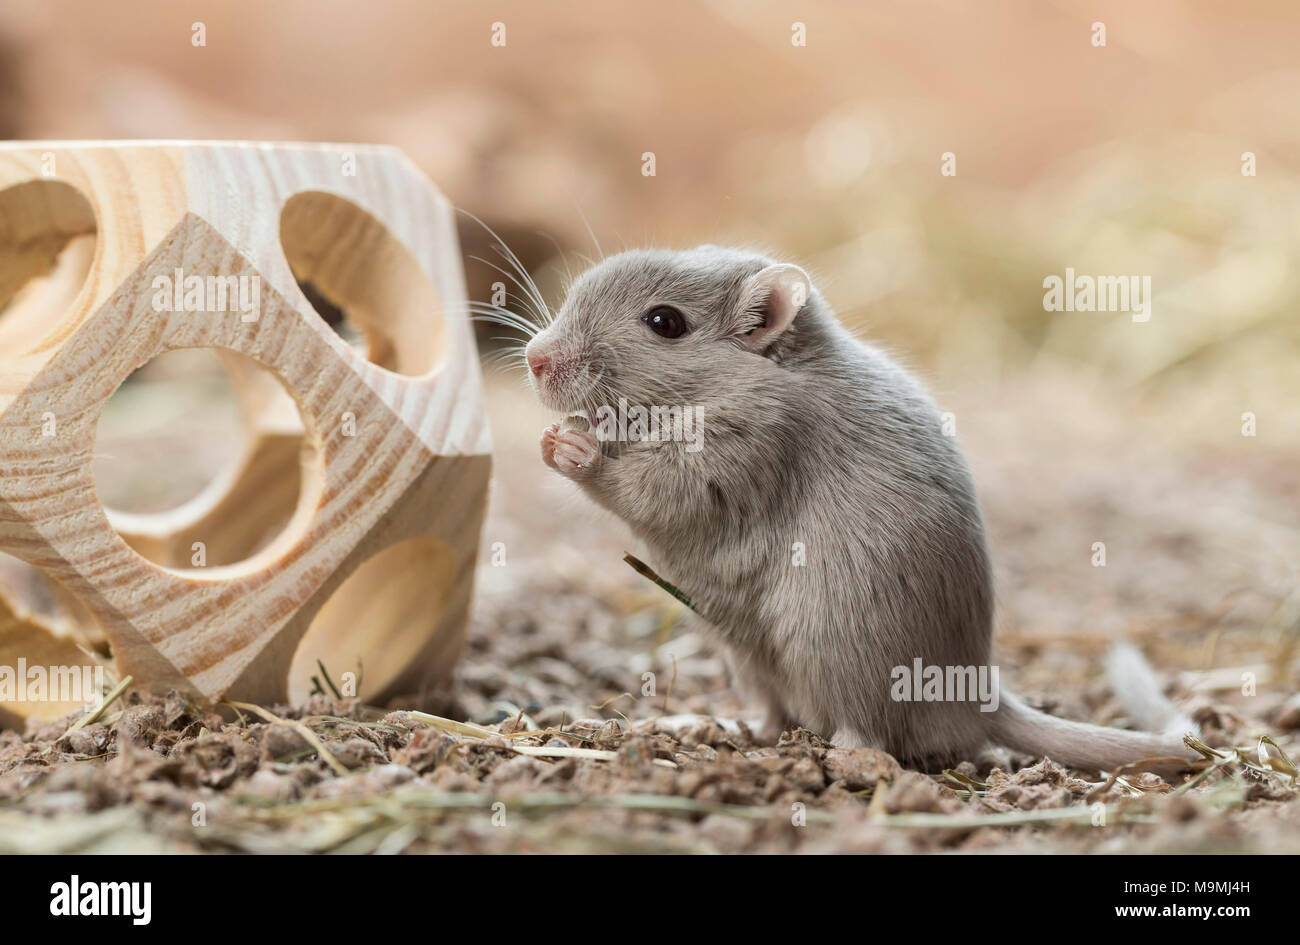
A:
[525,245,1197,771]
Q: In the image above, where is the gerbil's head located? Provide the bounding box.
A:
[523,246,814,413]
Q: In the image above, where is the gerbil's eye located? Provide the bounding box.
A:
[642,305,688,339]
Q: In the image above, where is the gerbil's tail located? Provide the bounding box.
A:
[987,643,1198,774]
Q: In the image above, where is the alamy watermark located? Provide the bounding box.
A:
[890,658,1000,712]
[50,875,151,925]
[0,660,105,709]
[151,268,261,322]
[587,397,705,453]
[1042,268,1151,322]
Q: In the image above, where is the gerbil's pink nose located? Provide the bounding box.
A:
[527,350,551,378]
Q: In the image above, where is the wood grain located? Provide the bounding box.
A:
[0,142,490,717]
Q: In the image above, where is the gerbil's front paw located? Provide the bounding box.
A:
[540,425,600,480]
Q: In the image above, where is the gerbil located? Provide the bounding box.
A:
[522,245,1197,771]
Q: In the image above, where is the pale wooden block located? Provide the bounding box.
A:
[0,141,491,717]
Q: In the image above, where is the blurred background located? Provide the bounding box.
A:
[1,0,1297,728]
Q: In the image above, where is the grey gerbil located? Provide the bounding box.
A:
[523,245,1196,771]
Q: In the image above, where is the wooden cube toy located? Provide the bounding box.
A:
[0,141,491,723]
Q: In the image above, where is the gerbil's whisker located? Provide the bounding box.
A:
[456,206,554,324]
[481,227,550,312]
[461,300,535,323]
[459,301,542,338]
[468,255,552,328]
[573,200,604,262]
[483,340,529,373]
[483,338,526,354]
[487,243,553,328]
[532,228,574,293]
[466,312,539,340]
[461,292,548,325]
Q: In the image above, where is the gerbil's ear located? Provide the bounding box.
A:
[736,264,812,352]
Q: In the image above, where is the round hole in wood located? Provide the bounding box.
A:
[288,538,456,704]
[0,179,98,359]
[280,191,445,377]
[94,348,315,572]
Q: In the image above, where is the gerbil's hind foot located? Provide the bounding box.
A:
[830,727,882,751]
[540,424,601,480]
[973,743,1016,772]
[753,707,796,745]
